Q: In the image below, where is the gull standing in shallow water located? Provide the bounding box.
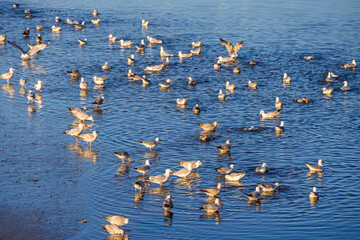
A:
[199,183,223,197]
[172,162,193,178]
[63,123,84,144]
[79,78,88,90]
[101,224,124,236]
[215,164,235,174]
[163,195,173,210]
[76,130,98,148]
[114,151,132,163]
[139,137,160,152]
[0,68,15,84]
[305,159,324,173]
[217,140,231,154]
[225,172,245,181]
[309,187,319,201]
[200,198,220,213]
[246,186,261,201]
[197,121,220,131]
[255,163,269,173]
[134,160,151,176]
[93,96,106,106]
[27,90,35,104]
[148,169,172,186]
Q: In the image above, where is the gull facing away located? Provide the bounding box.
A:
[255,163,269,173]
[217,140,231,154]
[147,36,163,44]
[148,169,173,186]
[68,108,94,122]
[192,104,200,114]
[225,172,245,181]
[63,123,84,144]
[275,121,285,133]
[246,186,261,201]
[163,195,173,210]
[259,109,281,119]
[134,160,151,175]
[294,98,311,104]
[305,159,324,173]
[102,62,112,71]
[258,183,281,192]
[215,164,235,174]
[8,41,49,60]
[172,162,193,178]
[200,198,220,213]
[220,38,243,58]
[341,59,356,68]
[67,69,81,78]
[199,183,223,197]
[76,130,98,148]
[139,137,160,152]
[101,224,124,236]
[0,68,15,84]
[142,19,149,28]
[197,121,220,131]
[275,97,283,109]
[309,187,319,201]
[102,215,129,226]
[92,9,98,17]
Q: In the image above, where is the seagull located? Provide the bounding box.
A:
[27,90,35,104]
[233,68,241,73]
[0,68,15,84]
[147,36,163,44]
[101,224,124,236]
[128,54,135,65]
[139,137,160,152]
[93,76,107,85]
[283,73,291,83]
[176,98,187,105]
[0,34,6,42]
[102,215,129,226]
[258,183,281,193]
[127,69,136,78]
[214,63,221,70]
[144,62,166,72]
[196,121,220,131]
[178,51,193,58]
[305,159,324,173]
[160,46,174,58]
[23,28,30,37]
[200,198,220,213]
[119,39,133,47]
[192,104,201,114]
[34,80,42,92]
[107,34,117,42]
[275,121,285,133]
[134,180,145,193]
[217,56,237,64]
[199,135,211,142]
[148,169,172,186]
[162,195,173,210]
[192,41,202,47]
[134,160,151,175]
[141,76,151,86]
[172,162,193,178]
[93,96,106,106]
[76,130,98,147]
[79,78,88,90]
[78,38,87,45]
[131,74,146,82]
[101,62,112,71]
[199,183,223,197]
[325,72,337,83]
[218,89,225,100]
[36,33,42,44]
[19,78,26,87]
[341,59,356,68]
[142,19,149,28]
[91,18,100,25]
[328,72,338,78]
[215,164,235,174]
[114,151,132,163]
[136,39,146,52]
[303,55,314,60]
[55,16,61,23]
[275,97,283,109]
[7,41,50,60]
[309,187,319,201]
[185,77,196,86]
[340,81,351,91]
[68,108,94,122]
[249,60,257,65]
[13,2,19,8]
[255,163,269,173]
[220,38,243,58]
[63,123,84,143]
[259,109,281,119]
[217,140,231,154]
[190,47,202,55]
[67,69,81,78]
[225,172,245,181]
[321,87,333,95]
[294,98,311,104]
[74,21,85,30]
[248,80,258,89]
[226,81,236,90]
[92,9,98,17]
[159,79,173,88]
[177,160,202,169]
[246,186,261,201]
[66,19,79,25]
[51,25,61,32]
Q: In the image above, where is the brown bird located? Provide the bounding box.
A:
[199,183,223,197]
[220,38,243,58]
[101,224,124,236]
[102,215,129,226]
[0,67,15,84]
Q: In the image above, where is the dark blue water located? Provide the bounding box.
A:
[1,0,360,239]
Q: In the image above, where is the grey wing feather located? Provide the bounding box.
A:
[7,41,26,54]
[28,42,49,56]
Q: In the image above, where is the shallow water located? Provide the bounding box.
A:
[1,0,360,239]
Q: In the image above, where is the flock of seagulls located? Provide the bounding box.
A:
[1,2,357,238]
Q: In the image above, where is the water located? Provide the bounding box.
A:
[1,0,360,239]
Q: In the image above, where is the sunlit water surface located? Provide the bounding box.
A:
[0,0,360,239]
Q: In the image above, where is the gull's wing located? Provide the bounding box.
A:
[233,41,244,53]
[7,41,26,54]
[28,42,50,56]
[220,38,234,54]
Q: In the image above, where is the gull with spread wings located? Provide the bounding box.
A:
[220,38,243,58]
[7,41,50,60]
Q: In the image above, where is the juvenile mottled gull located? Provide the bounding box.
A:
[258,183,280,192]
[215,164,235,174]
[190,47,202,55]
[305,159,324,173]
[200,198,220,213]
[8,41,49,60]
[220,38,243,58]
[275,121,285,133]
[67,69,81,78]
[340,81,351,91]
[102,215,129,226]
[197,121,220,131]
[246,186,261,201]
[199,183,223,197]
[76,130,98,147]
[309,187,319,201]
[226,81,236,90]
[19,78,26,87]
[217,140,231,153]
[275,97,283,109]
[93,96,106,106]
[283,73,291,83]
[225,172,245,181]
[248,80,258,89]
[0,68,15,83]
[68,107,87,116]
[341,59,356,69]
[172,162,193,178]
[134,160,151,175]
[162,195,173,210]
[259,109,281,119]
[294,98,311,104]
[255,163,269,173]
[177,160,202,169]
[63,123,84,143]
[148,169,172,186]
[139,137,160,152]
[101,224,124,236]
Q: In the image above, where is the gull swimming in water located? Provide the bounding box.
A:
[148,169,172,186]
[34,80,42,92]
[200,198,220,213]
[197,121,220,131]
[51,25,61,32]
[76,130,98,147]
[283,73,291,83]
[134,160,151,175]
[187,77,196,86]
[93,76,107,85]
[309,187,319,201]
[93,96,106,106]
[74,21,85,30]
[217,140,231,154]
[259,109,281,119]
[255,163,269,173]
[275,97,283,109]
[246,186,261,201]
[36,33,42,44]
[192,41,202,47]
[220,38,243,58]
[144,62,167,72]
[176,98,187,105]
[226,81,236,90]
[172,162,193,178]
[275,121,285,133]
[341,59,356,68]
[248,80,258,89]
[142,19,149,28]
[324,72,338,83]
[225,172,245,181]
[101,224,124,236]
[178,51,193,58]
[162,195,173,210]
[215,164,235,174]
[139,137,160,152]
[107,34,117,42]
[305,159,324,173]
[294,98,311,104]
[128,54,135,65]
[55,16,61,23]
[147,36,163,44]
[190,47,202,55]
[8,41,49,60]
[119,39,133,47]
[233,68,241,73]
[63,123,84,143]
[159,79,172,88]
[78,38,87,45]
[67,69,81,78]
[192,104,200,114]
[66,19,79,25]
[0,68,15,84]
[340,81,351,91]
[92,9,98,17]
[321,87,333,95]
[199,183,223,197]
[177,160,202,169]
[218,89,225,100]
[27,90,35,104]
[101,62,112,71]
[91,18,100,25]
[249,60,258,65]
[303,55,314,60]
[258,183,280,193]
[160,46,174,58]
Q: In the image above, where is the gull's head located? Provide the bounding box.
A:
[276,97,280,102]
[226,140,231,145]
[259,110,265,115]
[108,34,113,38]
[284,73,287,78]
[352,60,356,64]
[92,76,96,79]
[275,182,280,187]
[230,164,235,168]
[130,54,134,59]
[165,169,173,174]
[166,79,173,83]
[215,198,220,204]
[89,116,94,122]
[255,186,261,192]
[318,159,324,165]
[343,81,348,86]
[145,160,150,165]
[196,161,203,166]
[217,183,223,188]
[141,39,145,45]
[155,137,160,142]
[219,89,223,94]
[262,163,268,167]
[312,187,317,192]
[280,121,284,127]
[214,121,220,126]
[147,36,150,40]
[178,51,182,55]
[10,68,15,71]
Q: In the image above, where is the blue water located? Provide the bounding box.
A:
[1,0,360,239]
